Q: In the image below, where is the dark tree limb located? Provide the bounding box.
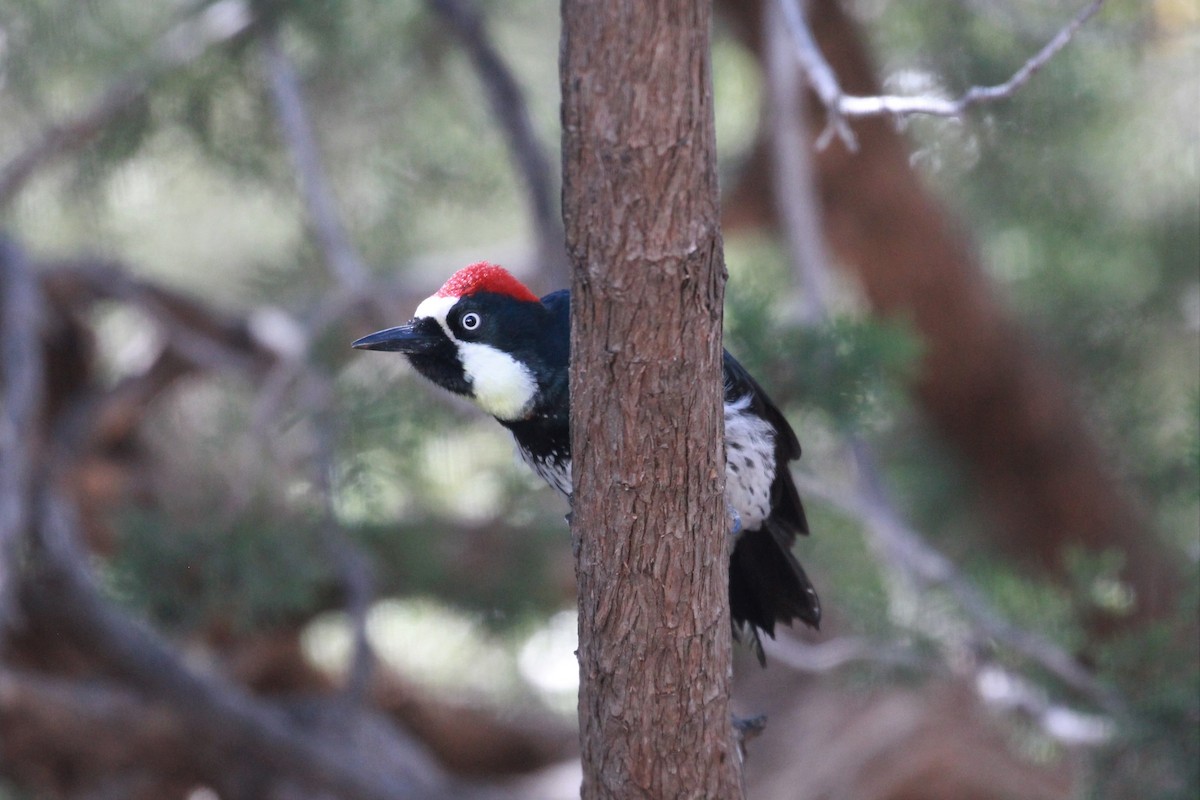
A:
[43,260,275,373]
[20,483,481,800]
[0,237,45,638]
[0,667,204,797]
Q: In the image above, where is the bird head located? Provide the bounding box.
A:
[352,262,562,422]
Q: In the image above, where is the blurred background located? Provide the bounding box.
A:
[0,0,1196,798]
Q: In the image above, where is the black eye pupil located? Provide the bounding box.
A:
[462,313,480,330]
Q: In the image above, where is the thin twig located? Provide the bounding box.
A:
[0,238,44,639]
[259,29,381,697]
[795,446,1125,716]
[779,0,1107,147]
[0,0,255,208]
[764,634,922,673]
[768,0,1123,719]
[313,399,377,703]
[261,27,371,295]
[427,0,568,289]
[765,0,833,320]
[776,0,857,150]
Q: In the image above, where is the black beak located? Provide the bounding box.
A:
[352,319,443,353]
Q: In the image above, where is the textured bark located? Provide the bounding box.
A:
[561,2,741,798]
[719,0,1177,627]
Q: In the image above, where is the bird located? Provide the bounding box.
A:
[352,261,819,663]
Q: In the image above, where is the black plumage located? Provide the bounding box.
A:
[353,265,820,664]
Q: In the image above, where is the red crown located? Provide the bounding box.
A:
[435,262,539,303]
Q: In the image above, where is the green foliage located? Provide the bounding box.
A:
[1,0,1195,794]
[107,507,332,633]
[863,6,1199,796]
[1092,581,1200,800]
[801,505,892,636]
[1064,548,1139,620]
[353,515,567,627]
[725,268,922,433]
[336,361,572,624]
[970,564,1087,656]
[0,780,33,800]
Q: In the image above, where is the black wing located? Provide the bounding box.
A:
[723,350,820,664]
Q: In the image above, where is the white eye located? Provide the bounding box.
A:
[460,312,482,331]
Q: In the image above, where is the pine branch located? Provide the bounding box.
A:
[0,0,256,207]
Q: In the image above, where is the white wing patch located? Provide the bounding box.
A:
[723,394,777,530]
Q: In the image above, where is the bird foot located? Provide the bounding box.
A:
[728,505,743,538]
[732,713,768,760]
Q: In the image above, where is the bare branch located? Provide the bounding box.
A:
[0,237,44,638]
[312,400,377,704]
[973,663,1116,746]
[0,0,255,208]
[256,30,386,694]
[765,3,1124,717]
[427,0,568,289]
[764,0,833,319]
[45,260,276,374]
[22,482,475,800]
[776,0,857,150]
[795,444,1124,716]
[261,27,372,295]
[779,0,1107,145]
[764,634,922,673]
[1,663,558,798]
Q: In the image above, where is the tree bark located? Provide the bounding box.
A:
[561,2,742,798]
[719,0,1178,629]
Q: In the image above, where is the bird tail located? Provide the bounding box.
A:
[728,522,821,665]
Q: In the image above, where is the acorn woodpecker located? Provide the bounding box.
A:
[353,262,820,662]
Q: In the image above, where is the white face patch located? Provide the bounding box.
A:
[458,341,538,421]
[411,292,537,421]
[413,294,458,333]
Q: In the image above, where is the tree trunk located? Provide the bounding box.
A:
[719,0,1178,630]
[561,2,742,798]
